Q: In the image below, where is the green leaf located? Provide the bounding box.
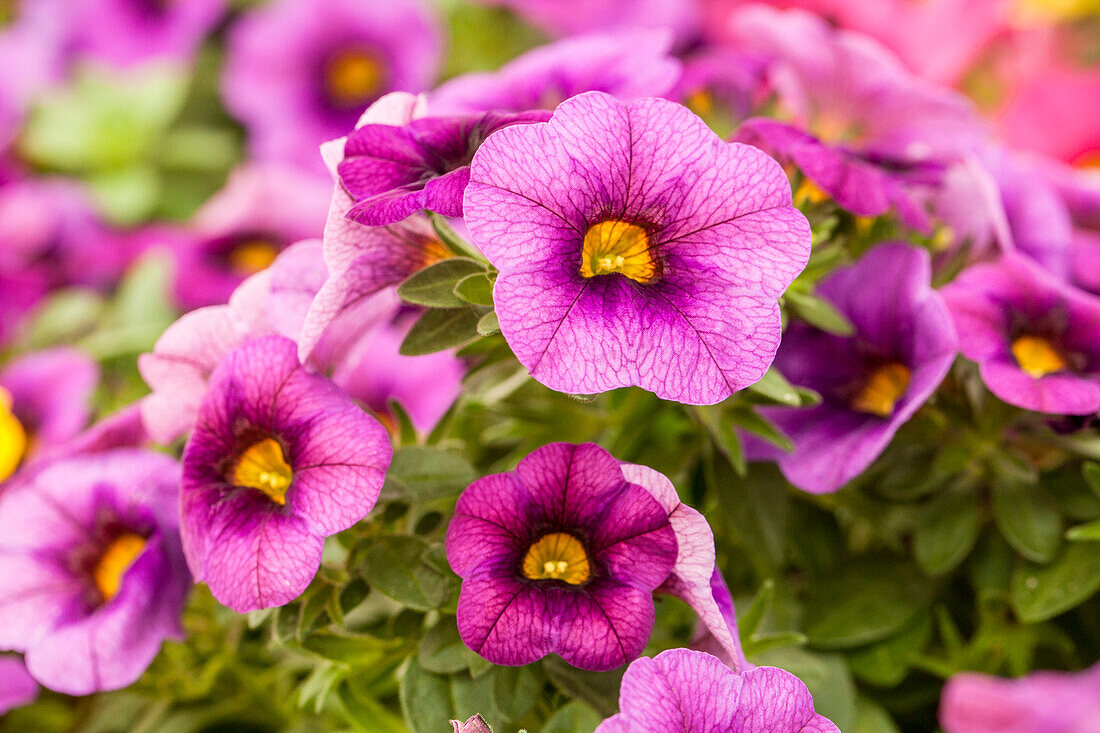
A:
[19,288,105,349]
[854,697,901,733]
[454,273,495,306]
[748,367,802,406]
[737,579,775,642]
[361,536,457,612]
[1066,518,1100,541]
[540,701,603,733]
[542,657,622,717]
[20,62,187,173]
[992,482,1062,562]
[476,311,500,336]
[491,666,540,721]
[1011,542,1100,622]
[785,289,856,336]
[417,621,472,675]
[846,612,932,687]
[88,166,161,224]
[730,406,794,452]
[804,560,934,649]
[913,489,982,575]
[400,658,454,733]
[742,630,808,657]
[450,673,498,731]
[1084,462,1100,499]
[381,446,478,502]
[398,258,487,308]
[400,306,482,355]
[429,211,488,261]
[79,251,177,359]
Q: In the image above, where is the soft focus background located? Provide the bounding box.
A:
[1,0,1099,731]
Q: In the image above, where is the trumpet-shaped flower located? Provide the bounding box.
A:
[180,336,391,612]
[463,91,811,404]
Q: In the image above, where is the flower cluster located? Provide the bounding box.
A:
[1,0,1098,731]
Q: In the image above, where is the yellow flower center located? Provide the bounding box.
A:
[325,49,383,108]
[522,532,590,585]
[230,437,293,505]
[794,178,829,207]
[685,89,714,118]
[0,386,27,483]
[851,362,911,417]
[579,220,657,283]
[1011,335,1067,378]
[92,533,146,602]
[1013,0,1099,26]
[228,239,280,275]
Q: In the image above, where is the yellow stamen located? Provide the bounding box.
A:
[1013,0,1100,26]
[851,362,911,417]
[1012,335,1067,378]
[228,240,280,275]
[685,89,714,118]
[522,532,590,585]
[794,178,829,207]
[579,220,657,283]
[93,533,146,602]
[0,386,27,483]
[325,49,383,108]
[230,437,293,505]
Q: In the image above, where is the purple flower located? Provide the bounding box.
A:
[446,442,677,671]
[428,29,681,114]
[332,317,465,434]
[0,449,190,695]
[940,664,1100,733]
[0,0,69,147]
[748,243,957,494]
[463,91,811,404]
[180,335,391,612]
[670,48,766,128]
[0,657,37,715]
[473,0,702,45]
[337,109,551,226]
[943,253,1100,415]
[222,0,441,171]
[0,348,98,485]
[595,649,839,732]
[735,118,935,232]
[451,716,492,733]
[70,0,226,67]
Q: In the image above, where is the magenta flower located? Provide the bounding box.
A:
[748,243,957,494]
[943,253,1100,415]
[70,0,226,67]
[595,649,838,732]
[222,0,441,171]
[735,118,936,232]
[180,336,391,612]
[0,449,190,695]
[0,657,37,715]
[446,442,677,671]
[428,29,681,114]
[940,664,1100,733]
[464,91,811,404]
[0,348,98,485]
[0,0,69,147]
[474,0,702,45]
[337,109,550,226]
[451,716,492,733]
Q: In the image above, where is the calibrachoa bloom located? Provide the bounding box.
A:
[222,0,441,170]
[748,243,957,493]
[446,442,678,671]
[180,335,391,612]
[595,649,838,732]
[428,29,682,115]
[337,109,551,225]
[70,0,226,67]
[940,663,1100,733]
[735,118,936,232]
[0,657,37,715]
[475,0,702,45]
[451,715,492,733]
[464,91,811,404]
[0,449,190,695]
[0,348,98,484]
[943,253,1100,415]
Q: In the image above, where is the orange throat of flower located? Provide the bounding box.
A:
[851,362,911,417]
[1011,335,1067,378]
[93,533,147,602]
[230,437,293,505]
[228,239,280,276]
[579,220,658,284]
[522,533,591,585]
[0,386,27,483]
[325,49,383,108]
